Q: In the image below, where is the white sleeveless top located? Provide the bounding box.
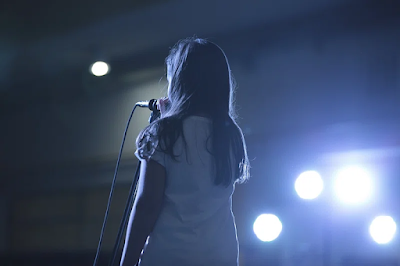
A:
[137,116,238,266]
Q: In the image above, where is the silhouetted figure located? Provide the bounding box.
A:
[120,37,250,266]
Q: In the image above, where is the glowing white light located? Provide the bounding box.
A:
[253,214,282,242]
[91,61,109,76]
[295,171,323,200]
[369,216,396,244]
[334,166,372,204]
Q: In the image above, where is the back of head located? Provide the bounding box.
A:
[165,37,232,118]
[137,37,250,186]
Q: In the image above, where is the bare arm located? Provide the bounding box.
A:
[120,159,166,266]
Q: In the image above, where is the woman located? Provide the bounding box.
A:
[120,37,250,266]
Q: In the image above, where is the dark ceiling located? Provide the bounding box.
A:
[1,0,398,116]
[1,0,168,43]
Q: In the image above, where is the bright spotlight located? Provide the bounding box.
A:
[369,216,396,244]
[334,166,372,204]
[295,170,323,200]
[91,61,109,76]
[253,214,282,242]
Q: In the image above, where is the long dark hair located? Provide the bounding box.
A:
[136,37,250,186]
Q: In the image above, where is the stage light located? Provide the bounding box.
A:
[253,214,282,242]
[295,170,323,200]
[91,61,109,76]
[369,216,396,244]
[334,166,372,205]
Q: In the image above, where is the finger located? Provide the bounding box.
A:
[157,99,166,114]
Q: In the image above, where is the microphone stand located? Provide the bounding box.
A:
[108,109,160,266]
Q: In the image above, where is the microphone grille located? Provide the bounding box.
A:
[148,99,158,111]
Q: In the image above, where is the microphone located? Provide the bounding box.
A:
[136,99,159,111]
[136,99,161,123]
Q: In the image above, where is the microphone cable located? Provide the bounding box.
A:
[92,104,139,266]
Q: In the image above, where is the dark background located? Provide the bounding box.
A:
[1,0,400,265]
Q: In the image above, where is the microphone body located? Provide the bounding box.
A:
[136,99,158,111]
